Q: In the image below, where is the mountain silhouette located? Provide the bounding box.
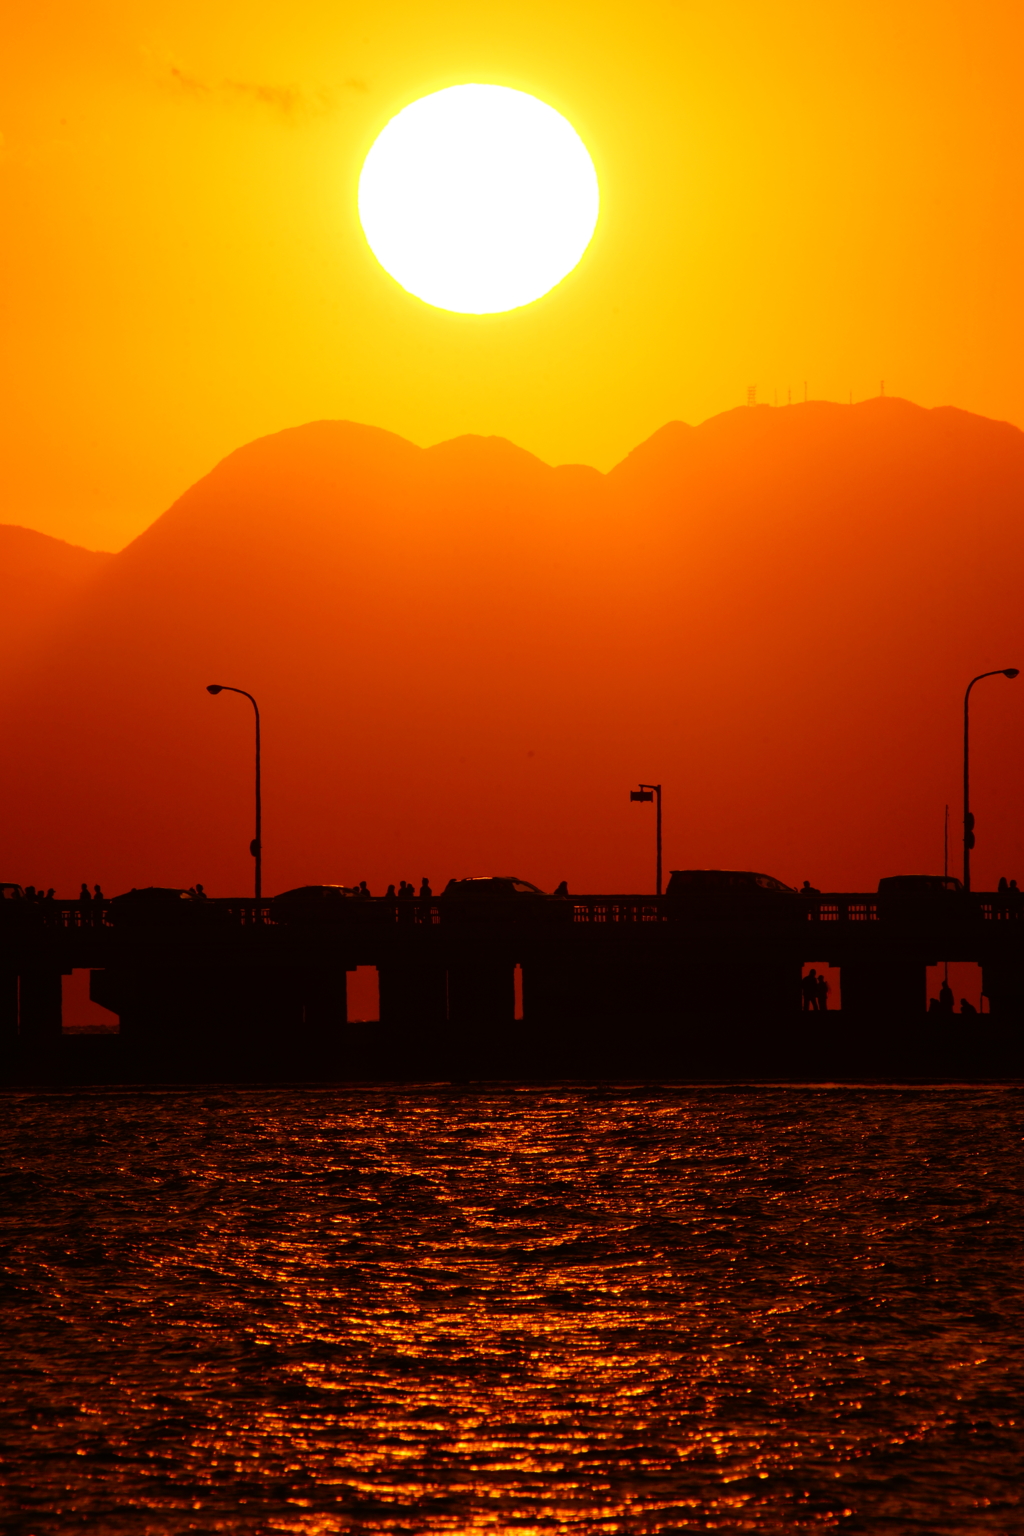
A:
[0,526,111,690]
[3,398,1023,897]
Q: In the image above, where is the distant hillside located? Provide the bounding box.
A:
[0,526,112,688]
[2,400,1023,898]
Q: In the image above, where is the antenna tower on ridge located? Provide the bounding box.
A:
[747,385,756,407]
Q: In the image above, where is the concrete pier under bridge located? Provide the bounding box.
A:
[2,872,1023,1083]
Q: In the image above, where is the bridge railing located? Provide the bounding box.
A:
[805,899,878,923]
[12,890,1024,932]
[571,900,664,924]
[978,900,1024,922]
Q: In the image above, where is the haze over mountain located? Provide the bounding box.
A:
[3,398,1023,898]
[0,526,112,689]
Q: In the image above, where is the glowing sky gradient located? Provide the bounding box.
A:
[3,0,1024,549]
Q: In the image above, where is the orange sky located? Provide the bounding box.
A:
[4,0,1024,550]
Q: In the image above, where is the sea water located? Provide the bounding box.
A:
[1,1085,1022,1533]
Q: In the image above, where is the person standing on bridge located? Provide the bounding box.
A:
[815,972,830,1011]
[420,878,432,899]
[801,969,819,1011]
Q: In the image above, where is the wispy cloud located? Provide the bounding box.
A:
[166,65,363,119]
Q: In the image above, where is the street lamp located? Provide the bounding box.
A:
[963,669,1018,891]
[629,783,662,895]
[207,685,262,901]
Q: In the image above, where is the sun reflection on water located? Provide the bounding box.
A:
[0,1086,1022,1531]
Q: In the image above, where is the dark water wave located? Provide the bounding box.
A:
[1,1086,1022,1533]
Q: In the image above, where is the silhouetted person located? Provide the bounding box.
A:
[1011,880,1021,895]
[553,880,569,897]
[801,880,821,896]
[79,883,92,906]
[398,880,410,897]
[195,883,208,900]
[960,998,978,1015]
[998,876,1009,893]
[45,888,55,904]
[801,969,819,1011]
[25,886,36,901]
[419,878,432,899]
[385,883,396,899]
[938,978,955,1015]
[816,973,830,1011]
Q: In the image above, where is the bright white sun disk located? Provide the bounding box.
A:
[358,85,599,315]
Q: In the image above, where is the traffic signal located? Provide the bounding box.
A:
[630,789,653,802]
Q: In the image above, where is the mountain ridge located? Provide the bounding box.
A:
[3,396,1023,900]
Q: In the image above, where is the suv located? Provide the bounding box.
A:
[108,887,216,925]
[666,869,796,896]
[876,875,963,896]
[665,869,798,918]
[269,884,367,924]
[442,877,546,898]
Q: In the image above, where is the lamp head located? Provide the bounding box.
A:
[1005,669,1020,679]
[206,684,223,695]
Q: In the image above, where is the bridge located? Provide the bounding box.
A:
[2,881,1023,1082]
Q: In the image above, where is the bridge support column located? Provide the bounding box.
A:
[19,968,65,1045]
[0,971,18,1053]
[378,962,447,1027]
[982,961,1024,1025]
[446,959,514,1030]
[977,962,1024,1072]
[521,950,635,1074]
[445,957,515,1077]
[374,961,447,1077]
[300,968,347,1033]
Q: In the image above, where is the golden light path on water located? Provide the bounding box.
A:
[0,1086,1021,1531]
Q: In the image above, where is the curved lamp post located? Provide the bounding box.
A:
[963,669,1018,891]
[630,783,662,895]
[207,685,261,901]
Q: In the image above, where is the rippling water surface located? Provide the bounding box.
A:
[2,1085,1023,1533]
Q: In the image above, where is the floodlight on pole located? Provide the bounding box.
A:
[206,684,262,902]
[962,668,1018,892]
[630,783,662,895]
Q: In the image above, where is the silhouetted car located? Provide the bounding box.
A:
[666,869,797,896]
[875,875,966,916]
[270,885,359,923]
[108,887,217,925]
[441,877,546,898]
[876,875,963,895]
[0,884,35,927]
[665,869,798,918]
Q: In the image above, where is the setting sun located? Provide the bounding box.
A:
[357,84,600,315]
